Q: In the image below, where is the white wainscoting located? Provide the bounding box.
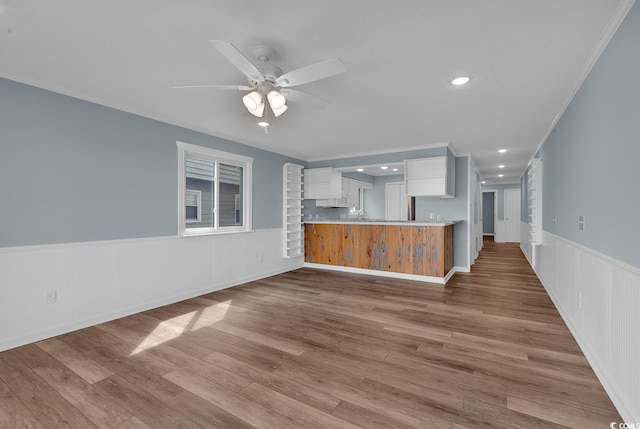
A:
[520,222,640,422]
[0,229,303,352]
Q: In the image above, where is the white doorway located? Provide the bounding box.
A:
[482,191,497,236]
[385,182,407,221]
[504,189,521,243]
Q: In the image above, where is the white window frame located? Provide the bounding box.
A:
[177,141,253,236]
[185,189,202,223]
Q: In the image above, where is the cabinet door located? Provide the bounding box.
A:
[348,179,361,207]
[304,168,336,199]
[404,157,447,197]
[405,157,446,179]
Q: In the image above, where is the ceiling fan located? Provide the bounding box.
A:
[174,40,347,121]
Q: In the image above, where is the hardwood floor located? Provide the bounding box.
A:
[0,238,621,428]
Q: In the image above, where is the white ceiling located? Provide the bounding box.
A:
[0,0,633,183]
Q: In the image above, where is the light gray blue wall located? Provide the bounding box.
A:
[482,192,495,234]
[415,156,469,268]
[0,78,303,248]
[531,2,640,269]
[342,172,374,184]
[481,183,520,220]
[363,174,405,220]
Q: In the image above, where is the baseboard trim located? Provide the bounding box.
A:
[520,243,533,266]
[453,265,470,273]
[303,263,450,285]
[0,265,292,353]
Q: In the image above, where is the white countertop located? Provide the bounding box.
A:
[304,219,460,227]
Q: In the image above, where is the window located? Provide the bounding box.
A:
[177,141,253,235]
[185,190,202,223]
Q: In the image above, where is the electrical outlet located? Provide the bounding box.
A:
[553,214,557,225]
[578,292,582,308]
[578,215,586,231]
[45,290,57,305]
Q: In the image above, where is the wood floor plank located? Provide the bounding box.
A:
[115,417,153,429]
[93,375,195,429]
[35,337,113,383]
[239,382,361,429]
[0,351,98,429]
[31,362,132,428]
[0,378,44,429]
[163,367,304,429]
[147,342,253,393]
[204,351,342,413]
[165,391,257,429]
[331,400,423,429]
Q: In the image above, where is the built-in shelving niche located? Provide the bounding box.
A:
[283,163,305,258]
[527,158,542,245]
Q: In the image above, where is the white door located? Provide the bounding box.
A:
[504,189,521,243]
[385,182,407,220]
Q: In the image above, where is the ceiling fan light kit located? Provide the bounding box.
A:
[174,40,347,127]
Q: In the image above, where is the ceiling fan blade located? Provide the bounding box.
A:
[280,88,331,109]
[276,58,346,88]
[173,84,253,90]
[210,40,264,83]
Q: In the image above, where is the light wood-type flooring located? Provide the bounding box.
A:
[0,238,622,428]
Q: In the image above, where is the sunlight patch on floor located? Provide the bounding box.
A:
[129,300,231,355]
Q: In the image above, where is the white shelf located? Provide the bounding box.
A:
[283,163,305,258]
[527,159,543,246]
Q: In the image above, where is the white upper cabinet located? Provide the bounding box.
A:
[304,167,342,200]
[404,154,455,198]
[306,168,372,207]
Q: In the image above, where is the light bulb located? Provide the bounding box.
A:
[243,91,264,117]
[267,91,286,109]
[272,104,288,118]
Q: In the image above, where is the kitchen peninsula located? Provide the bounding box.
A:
[304,220,458,283]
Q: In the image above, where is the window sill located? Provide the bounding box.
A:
[181,229,254,238]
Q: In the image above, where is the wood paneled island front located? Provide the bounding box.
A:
[304,220,457,282]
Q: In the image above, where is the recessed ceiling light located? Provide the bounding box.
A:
[356,168,364,172]
[498,165,505,169]
[257,121,269,127]
[392,168,399,172]
[380,166,389,170]
[498,174,504,178]
[498,149,507,153]
[481,181,486,184]
[451,76,471,86]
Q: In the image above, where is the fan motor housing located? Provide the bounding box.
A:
[248,63,283,87]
